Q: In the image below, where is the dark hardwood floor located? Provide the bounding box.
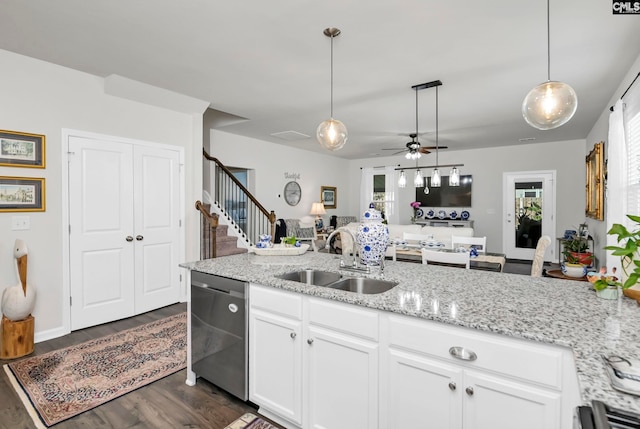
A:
[0,303,276,429]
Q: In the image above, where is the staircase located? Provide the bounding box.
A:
[197,202,248,259]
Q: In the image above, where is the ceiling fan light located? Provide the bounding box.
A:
[431,168,441,188]
[405,151,412,160]
[522,81,577,130]
[414,170,423,188]
[449,167,460,186]
[317,118,348,150]
[398,170,407,188]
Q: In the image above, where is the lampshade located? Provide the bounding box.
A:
[405,150,421,160]
[310,202,327,216]
[398,170,407,188]
[317,27,348,151]
[449,166,460,186]
[522,0,577,130]
[414,170,423,187]
[522,81,577,130]
[431,168,441,188]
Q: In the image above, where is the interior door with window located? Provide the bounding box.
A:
[503,171,556,261]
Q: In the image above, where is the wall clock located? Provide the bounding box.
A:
[283,181,302,206]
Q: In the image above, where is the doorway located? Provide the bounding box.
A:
[502,171,556,261]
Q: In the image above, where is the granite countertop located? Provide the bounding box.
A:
[181,252,640,413]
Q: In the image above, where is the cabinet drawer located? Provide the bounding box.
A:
[250,284,302,320]
[309,298,378,341]
[388,315,564,389]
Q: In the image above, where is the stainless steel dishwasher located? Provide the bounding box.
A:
[191,271,248,400]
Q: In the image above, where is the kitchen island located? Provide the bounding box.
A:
[181,251,640,423]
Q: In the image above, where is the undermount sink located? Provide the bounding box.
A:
[325,277,398,295]
[277,269,342,286]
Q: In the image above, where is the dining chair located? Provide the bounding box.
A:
[421,248,470,269]
[451,235,487,253]
[531,235,552,277]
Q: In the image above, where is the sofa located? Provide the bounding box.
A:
[336,222,475,258]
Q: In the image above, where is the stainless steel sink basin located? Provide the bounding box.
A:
[277,269,342,286]
[325,277,398,294]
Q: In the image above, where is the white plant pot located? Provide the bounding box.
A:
[596,286,619,300]
[561,262,587,278]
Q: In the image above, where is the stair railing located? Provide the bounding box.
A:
[195,201,218,259]
[202,149,276,247]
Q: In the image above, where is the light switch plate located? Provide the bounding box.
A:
[11,216,30,230]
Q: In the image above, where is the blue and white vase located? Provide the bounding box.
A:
[356,204,389,267]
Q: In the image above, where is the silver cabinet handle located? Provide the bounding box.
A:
[448,382,456,391]
[466,386,474,396]
[290,332,296,339]
[307,338,314,345]
[126,236,134,242]
[136,235,144,241]
[449,346,477,361]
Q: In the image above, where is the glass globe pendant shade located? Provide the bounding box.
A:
[316,118,348,151]
[449,167,460,186]
[398,170,407,188]
[423,185,429,195]
[522,81,578,130]
[414,170,423,187]
[431,168,441,188]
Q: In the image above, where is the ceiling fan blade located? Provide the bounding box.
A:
[382,147,406,151]
[418,148,431,154]
[420,146,449,150]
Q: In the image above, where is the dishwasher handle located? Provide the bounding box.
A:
[191,271,246,297]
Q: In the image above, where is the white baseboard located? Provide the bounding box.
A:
[34,326,69,344]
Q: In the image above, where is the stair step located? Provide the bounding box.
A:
[216,247,249,257]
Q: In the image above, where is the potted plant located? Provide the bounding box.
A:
[594,214,640,298]
[562,234,594,266]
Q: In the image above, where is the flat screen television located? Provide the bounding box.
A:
[415,175,472,207]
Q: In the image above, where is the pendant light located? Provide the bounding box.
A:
[414,169,423,187]
[398,170,407,188]
[317,27,348,151]
[522,0,577,130]
[449,166,460,186]
[431,84,441,188]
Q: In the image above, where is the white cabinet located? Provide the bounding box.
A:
[249,284,379,429]
[382,314,575,429]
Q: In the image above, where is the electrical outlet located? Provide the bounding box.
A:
[11,216,30,230]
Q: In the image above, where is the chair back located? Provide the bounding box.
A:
[531,235,552,277]
[451,235,487,253]
[421,248,470,269]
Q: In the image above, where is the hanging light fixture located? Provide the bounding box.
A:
[317,27,348,151]
[522,0,577,130]
[431,84,441,188]
[414,169,423,187]
[398,170,407,188]
[449,166,460,186]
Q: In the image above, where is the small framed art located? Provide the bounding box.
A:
[321,186,337,209]
[0,176,46,212]
[0,129,46,168]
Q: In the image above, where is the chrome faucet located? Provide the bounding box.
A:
[325,227,370,273]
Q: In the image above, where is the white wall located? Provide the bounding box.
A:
[209,130,352,224]
[586,52,640,267]
[0,49,203,340]
[351,140,586,256]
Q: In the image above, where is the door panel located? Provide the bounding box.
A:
[69,137,135,330]
[133,146,181,313]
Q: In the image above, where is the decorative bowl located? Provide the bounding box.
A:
[561,262,587,278]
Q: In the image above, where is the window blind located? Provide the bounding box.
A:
[623,81,640,219]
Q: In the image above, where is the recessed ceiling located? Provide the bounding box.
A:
[0,0,638,159]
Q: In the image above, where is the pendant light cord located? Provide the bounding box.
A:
[415,87,419,140]
[330,33,334,118]
[435,85,439,167]
[546,0,551,81]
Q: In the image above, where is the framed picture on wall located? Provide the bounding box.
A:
[585,141,604,220]
[0,176,46,212]
[321,186,337,209]
[0,129,46,168]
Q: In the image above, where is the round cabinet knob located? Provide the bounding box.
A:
[126,236,134,242]
[448,382,457,391]
[290,332,296,339]
[465,387,474,396]
[307,338,314,345]
[136,235,144,241]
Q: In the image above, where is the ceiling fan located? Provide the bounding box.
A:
[382,133,448,159]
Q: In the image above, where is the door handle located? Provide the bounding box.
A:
[449,346,477,361]
[448,382,456,391]
[290,332,296,339]
[466,386,474,396]
[126,236,134,242]
[307,338,314,345]
[136,235,144,241]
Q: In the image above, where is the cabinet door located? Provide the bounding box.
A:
[306,326,378,429]
[463,370,561,429]
[385,349,463,429]
[249,309,303,425]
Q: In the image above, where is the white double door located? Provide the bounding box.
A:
[69,135,181,330]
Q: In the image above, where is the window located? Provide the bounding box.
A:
[624,84,640,219]
[361,166,398,224]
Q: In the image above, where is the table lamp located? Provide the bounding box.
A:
[310,202,326,231]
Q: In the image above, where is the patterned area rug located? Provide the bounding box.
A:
[225,413,279,429]
[4,312,186,428]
